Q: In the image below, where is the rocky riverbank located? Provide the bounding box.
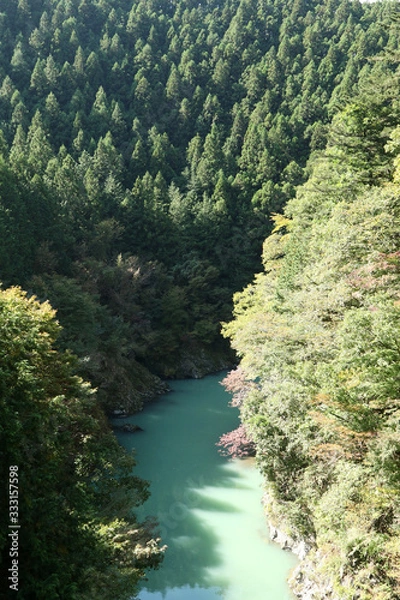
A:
[268,526,340,600]
[263,492,341,600]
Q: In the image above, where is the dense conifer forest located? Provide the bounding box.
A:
[0,0,399,598]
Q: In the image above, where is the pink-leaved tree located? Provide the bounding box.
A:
[216,369,256,458]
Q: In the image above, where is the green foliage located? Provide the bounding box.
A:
[223,65,400,599]
[0,287,164,599]
[0,0,397,301]
[0,1,400,596]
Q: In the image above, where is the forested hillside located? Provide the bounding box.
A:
[223,62,400,599]
[0,0,399,408]
[0,0,400,598]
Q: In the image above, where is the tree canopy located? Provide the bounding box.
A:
[0,0,398,390]
[0,287,164,599]
[222,61,400,600]
[0,0,400,597]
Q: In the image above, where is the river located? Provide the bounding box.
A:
[114,373,297,600]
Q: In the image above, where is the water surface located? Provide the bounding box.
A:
[115,374,297,600]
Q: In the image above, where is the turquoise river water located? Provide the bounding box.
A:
[115,373,297,600]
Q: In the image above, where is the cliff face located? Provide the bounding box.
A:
[264,493,342,600]
[268,525,339,600]
[289,554,341,600]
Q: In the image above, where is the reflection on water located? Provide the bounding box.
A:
[114,374,297,600]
